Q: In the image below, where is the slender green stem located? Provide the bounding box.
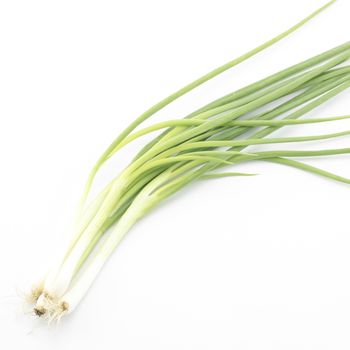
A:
[80,0,340,207]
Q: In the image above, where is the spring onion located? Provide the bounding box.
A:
[27,0,350,322]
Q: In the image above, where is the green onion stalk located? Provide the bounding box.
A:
[27,0,350,321]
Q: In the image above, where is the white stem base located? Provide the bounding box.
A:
[62,196,149,313]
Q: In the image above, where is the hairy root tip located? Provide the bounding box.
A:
[34,307,46,317]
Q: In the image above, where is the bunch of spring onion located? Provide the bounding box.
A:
[27,0,350,321]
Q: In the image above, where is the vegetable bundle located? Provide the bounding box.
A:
[28,0,350,321]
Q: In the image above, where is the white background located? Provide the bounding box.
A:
[0,0,349,349]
